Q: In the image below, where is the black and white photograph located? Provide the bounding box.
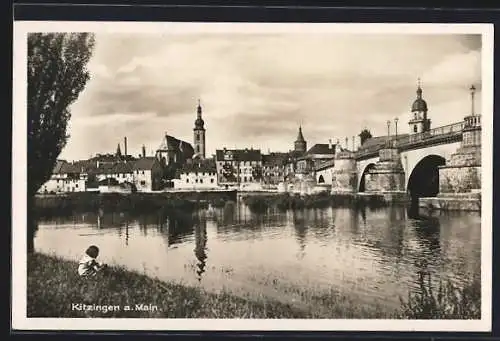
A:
[12,22,493,332]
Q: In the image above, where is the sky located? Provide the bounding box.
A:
[59,31,482,161]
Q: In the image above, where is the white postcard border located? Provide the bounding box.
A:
[12,21,494,332]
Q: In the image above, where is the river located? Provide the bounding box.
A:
[34,202,481,315]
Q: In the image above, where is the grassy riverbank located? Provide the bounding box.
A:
[27,253,480,319]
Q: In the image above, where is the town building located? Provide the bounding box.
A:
[215,148,263,188]
[261,152,288,186]
[38,160,87,193]
[173,160,218,190]
[132,157,163,192]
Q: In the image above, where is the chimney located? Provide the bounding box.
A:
[124,137,128,157]
[328,139,332,150]
[142,144,146,158]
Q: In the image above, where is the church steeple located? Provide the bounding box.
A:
[193,99,206,159]
[294,125,307,153]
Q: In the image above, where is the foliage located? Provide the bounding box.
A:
[221,163,237,182]
[28,33,95,197]
[358,129,373,146]
[27,33,95,254]
[251,165,263,181]
[242,193,388,212]
[399,270,481,319]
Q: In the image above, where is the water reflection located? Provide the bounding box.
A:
[292,210,307,257]
[194,215,208,281]
[35,202,481,311]
[166,211,195,246]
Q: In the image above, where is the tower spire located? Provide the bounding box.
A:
[416,78,422,98]
[197,98,202,119]
[116,143,122,157]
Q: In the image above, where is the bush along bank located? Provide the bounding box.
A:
[34,192,235,217]
[242,192,389,212]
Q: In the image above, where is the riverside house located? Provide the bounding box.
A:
[132,157,163,192]
[38,160,87,194]
[173,161,218,190]
[38,156,163,193]
[215,148,263,189]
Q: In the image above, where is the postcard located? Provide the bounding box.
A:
[12,21,493,332]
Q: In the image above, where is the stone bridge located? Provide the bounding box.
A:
[356,121,464,195]
[330,114,481,204]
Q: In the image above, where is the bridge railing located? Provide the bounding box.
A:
[355,121,464,158]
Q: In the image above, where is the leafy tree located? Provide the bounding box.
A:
[27,33,95,253]
[222,163,237,182]
[358,129,373,145]
[251,165,263,181]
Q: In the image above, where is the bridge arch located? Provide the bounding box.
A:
[358,162,376,192]
[406,154,446,198]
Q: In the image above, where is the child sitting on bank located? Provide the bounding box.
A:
[78,245,106,277]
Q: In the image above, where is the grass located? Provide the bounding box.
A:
[28,253,304,318]
[27,253,481,319]
[399,270,481,320]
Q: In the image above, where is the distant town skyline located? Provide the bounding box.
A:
[60,30,482,161]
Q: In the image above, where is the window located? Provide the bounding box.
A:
[186,179,189,183]
[140,180,146,185]
[210,178,214,183]
[413,125,418,133]
[196,134,200,141]
[195,179,198,183]
[196,146,200,153]
[200,179,203,184]
[142,171,145,175]
[243,176,247,182]
[75,184,78,188]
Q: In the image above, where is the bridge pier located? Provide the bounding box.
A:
[420,114,481,211]
[364,145,406,195]
[331,149,357,194]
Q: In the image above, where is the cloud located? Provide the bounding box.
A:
[60,32,483,160]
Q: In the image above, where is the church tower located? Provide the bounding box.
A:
[409,79,431,134]
[294,125,307,153]
[193,99,206,159]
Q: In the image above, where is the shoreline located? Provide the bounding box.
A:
[27,253,396,319]
[27,253,480,319]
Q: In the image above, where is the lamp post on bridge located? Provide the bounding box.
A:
[470,84,476,116]
[394,118,399,147]
[386,120,391,145]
